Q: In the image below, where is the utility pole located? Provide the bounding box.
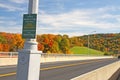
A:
[17,0,41,80]
[88,35,90,55]
[88,31,96,55]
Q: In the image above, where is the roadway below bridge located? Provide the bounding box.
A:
[0,58,119,80]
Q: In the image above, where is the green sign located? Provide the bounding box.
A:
[22,14,37,39]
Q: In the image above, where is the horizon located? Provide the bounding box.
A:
[0,0,120,37]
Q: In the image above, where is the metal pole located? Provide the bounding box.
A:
[28,0,39,14]
[88,35,90,55]
[23,0,39,51]
[87,31,96,55]
[17,0,41,80]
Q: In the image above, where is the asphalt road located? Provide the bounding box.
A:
[0,58,119,80]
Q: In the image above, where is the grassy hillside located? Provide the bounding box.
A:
[70,46,104,55]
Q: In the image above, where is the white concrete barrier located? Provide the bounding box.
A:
[40,55,113,63]
[0,55,113,66]
[71,61,120,80]
[0,58,18,66]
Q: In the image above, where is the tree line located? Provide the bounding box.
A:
[0,32,120,55]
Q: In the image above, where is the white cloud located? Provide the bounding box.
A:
[38,7,120,36]
[0,16,22,33]
[0,3,23,11]
[0,17,18,25]
[0,26,22,33]
[0,21,4,24]
[1,4,120,37]
[97,6,120,12]
[9,0,27,4]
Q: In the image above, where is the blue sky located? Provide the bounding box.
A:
[0,0,120,37]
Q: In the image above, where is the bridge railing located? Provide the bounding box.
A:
[0,52,106,58]
[0,52,18,58]
[0,52,113,66]
[0,52,86,58]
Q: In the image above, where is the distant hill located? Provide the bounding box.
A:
[70,46,104,55]
[79,33,120,55]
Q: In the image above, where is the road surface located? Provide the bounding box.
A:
[0,58,119,80]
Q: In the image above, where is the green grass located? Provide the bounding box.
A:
[70,46,104,56]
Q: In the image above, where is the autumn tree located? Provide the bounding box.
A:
[13,34,24,51]
[59,36,70,54]
[0,32,24,52]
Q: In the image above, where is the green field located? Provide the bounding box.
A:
[70,46,104,56]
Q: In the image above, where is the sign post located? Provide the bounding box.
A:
[17,0,41,80]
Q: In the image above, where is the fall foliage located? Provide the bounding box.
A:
[0,32,120,55]
[0,32,24,52]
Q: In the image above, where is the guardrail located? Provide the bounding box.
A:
[0,52,106,58]
[0,52,18,58]
[0,52,113,66]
